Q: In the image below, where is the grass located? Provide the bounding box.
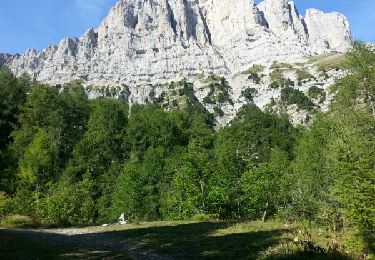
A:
[242,65,265,75]
[0,220,370,259]
[0,215,37,228]
[309,53,347,72]
[270,62,294,70]
[106,220,286,259]
[268,61,296,89]
[202,74,222,84]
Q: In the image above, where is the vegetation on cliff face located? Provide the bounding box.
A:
[0,43,374,257]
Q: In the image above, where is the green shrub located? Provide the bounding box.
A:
[0,192,11,219]
[203,78,233,105]
[241,88,258,101]
[213,106,224,117]
[308,86,326,103]
[281,87,315,111]
[242,65,265,84]
[36,176,95,226]
[11,185,37,216]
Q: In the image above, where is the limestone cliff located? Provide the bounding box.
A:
[1,0,352,125]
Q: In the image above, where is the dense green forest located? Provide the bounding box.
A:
[0,43,374,249]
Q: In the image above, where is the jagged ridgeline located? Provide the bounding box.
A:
[0,0,351,125]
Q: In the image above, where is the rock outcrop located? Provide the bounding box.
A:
[305,8,352,53]
[0,53,13,67]
[1,0,352,125]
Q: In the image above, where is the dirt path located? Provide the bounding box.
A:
[0,226,173,260]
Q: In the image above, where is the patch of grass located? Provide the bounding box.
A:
[309,53,346,72]
[107,221,285,259]
[105,220,365,259]
[242,65,265,84]
[0,215,37,228]
[271,61,294,70]
[202,74,222,84]
[242,64,265,75]
[192,213,215,222]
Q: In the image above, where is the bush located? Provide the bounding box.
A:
[241,88,258,102]
[203,79,233,105]
[213,106,224,117]
[36,176,95,226]
[0,192,11,219]
[281,87,315,111]
[11,185,37,216]
[308,86,326,103]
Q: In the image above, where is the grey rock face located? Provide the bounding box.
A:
[4,0,351,86]
[305,8,352,52]
[0,53,13,67]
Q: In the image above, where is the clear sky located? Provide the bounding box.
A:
[0,0,374,54]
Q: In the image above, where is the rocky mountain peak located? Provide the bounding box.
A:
[1,0,353,125]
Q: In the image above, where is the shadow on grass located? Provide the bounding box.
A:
[0,229,132,260]
[104,222,284,259]
[0,222,354,259]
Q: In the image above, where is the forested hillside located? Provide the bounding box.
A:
[0,43,374,253]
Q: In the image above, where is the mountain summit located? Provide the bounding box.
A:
[1,0,352,125]
[2,0,351,85]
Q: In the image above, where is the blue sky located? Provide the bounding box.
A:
[0,0,374,54]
